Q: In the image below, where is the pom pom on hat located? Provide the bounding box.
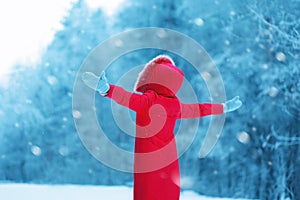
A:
[149,55,175,66]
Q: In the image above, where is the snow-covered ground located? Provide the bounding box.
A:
[0,184,248,200]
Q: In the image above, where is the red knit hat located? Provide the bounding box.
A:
[134,55,184,96]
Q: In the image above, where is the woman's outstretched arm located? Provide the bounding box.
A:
[179,103,224,119]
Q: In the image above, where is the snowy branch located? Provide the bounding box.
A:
[262,126,300,149]
[247,6,300,46]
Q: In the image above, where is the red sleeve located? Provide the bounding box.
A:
[179,103,224,119]
[106,84,149,112]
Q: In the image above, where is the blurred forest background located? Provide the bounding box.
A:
[0,0,299,199]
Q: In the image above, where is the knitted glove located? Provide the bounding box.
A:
[223,96,242,113]
[82,71,110,95]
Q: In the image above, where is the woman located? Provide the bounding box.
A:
[82,55,242,200]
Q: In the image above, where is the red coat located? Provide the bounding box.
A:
[106,56,223,200]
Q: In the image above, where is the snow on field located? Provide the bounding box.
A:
[0,184,247,200]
